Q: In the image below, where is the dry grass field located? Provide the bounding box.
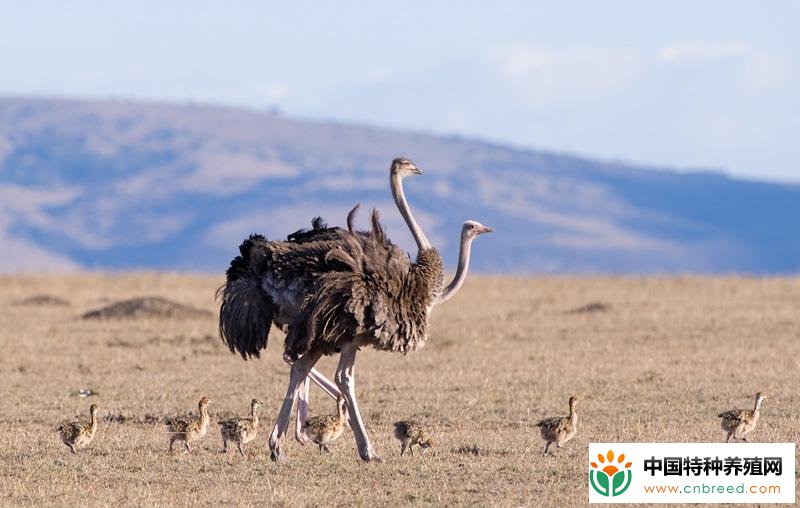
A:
[1,274,798,506]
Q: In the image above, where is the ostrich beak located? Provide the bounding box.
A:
[411,167,423,176]
[480,226,493,234]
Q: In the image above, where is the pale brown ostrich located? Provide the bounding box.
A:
[718,392,766,442]
[303,396,348,453]
[537,396,579,455]
[218,158,491,461]
[57,404,99,453]
[218,398,263,456]
[165,396,211,453]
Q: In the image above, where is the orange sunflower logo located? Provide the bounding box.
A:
[590,450,633,497]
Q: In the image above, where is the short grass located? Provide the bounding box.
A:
[0,274,798,506]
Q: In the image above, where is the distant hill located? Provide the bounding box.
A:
[0,96,798,274]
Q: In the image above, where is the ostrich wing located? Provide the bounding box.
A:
[285,211,440,359]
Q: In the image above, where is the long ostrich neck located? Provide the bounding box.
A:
[436,230,475,304]
[753,398,762,412]
[569,402,577,422]
[90,409,97,429]
[251,405,259,425]
[391,173,431,252]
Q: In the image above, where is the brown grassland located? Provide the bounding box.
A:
[0,274,798,506]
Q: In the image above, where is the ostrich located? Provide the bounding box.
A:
[292,217,492,442]
[303,396,348,453]
[165,396,211,453]
[718,392,766,442]
[218,158,491,461]
[218,398,264,456]
[537,396,579,455]
[266,208,443,462]
[394,420,436,457]
[57,404,100,454]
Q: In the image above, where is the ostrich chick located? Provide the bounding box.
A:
[218,398,263,456]
[166,396,211,453]
[303,396,347,453]
[57,404,100,454]
[719,392,766,442]
[536,396,579,455]
[393,420,436,457]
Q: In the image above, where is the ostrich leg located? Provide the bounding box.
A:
[269,349,323,461]
[294,376,310,444]
[335,342,380,462]
[284,354,339,397]
[284,357,341,439]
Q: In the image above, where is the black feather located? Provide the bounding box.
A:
[218,235,275,359]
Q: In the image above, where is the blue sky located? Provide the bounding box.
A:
[1,1,798,182]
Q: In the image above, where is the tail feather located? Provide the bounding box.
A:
[346,203,360,233]
[218,235,275,359]
[370,208,387,245]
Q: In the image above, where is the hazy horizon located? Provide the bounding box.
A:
[6,92,798,186]
[1,1,798,183]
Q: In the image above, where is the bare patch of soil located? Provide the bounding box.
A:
[566,301,611,314]
[82,296,212,320]
[13,294,70,307]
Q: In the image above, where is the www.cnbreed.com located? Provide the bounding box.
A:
[643,483,781,495]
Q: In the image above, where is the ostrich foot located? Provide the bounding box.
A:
[269,434,285,462]
[359,448,383,463]
[269,443,286,462]
[295,429,309,445]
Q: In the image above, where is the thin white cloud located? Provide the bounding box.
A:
[484,46,644,106]
[658,40,792,91]
[742,51,791,90]
[658,40,751,62]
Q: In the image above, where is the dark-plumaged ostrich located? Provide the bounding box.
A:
[292,214,492,444]
[218,158,491,461]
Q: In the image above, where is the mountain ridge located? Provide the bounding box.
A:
[0,96,797,274]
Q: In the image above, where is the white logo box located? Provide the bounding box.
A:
[588,443,795,504]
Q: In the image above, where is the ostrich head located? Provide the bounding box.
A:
[754,392,767,408]
[89,404,99,415]
[251,398,263,409]
[199,396,211,409]
[390,157,422,178]
[462,220,493,238]
[569,396,579,409]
